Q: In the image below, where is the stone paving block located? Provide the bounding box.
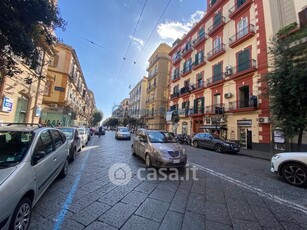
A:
[190,183,206,195]
[244,192,267,208]
[99,182,118,193]
[61,218,85,230]
[121,215,160,230]
[135,198,169,222]
[186,193,206,215]
[156,180,179,192]
[169,189,189,214]
[71,189,91,203]
[48,210,74,223]
[98,202,137,228]
[263,199,297,224]
[29,218,54,230]
[182,211,206,230]
[232,218,262,230]
[206,201,231,225]
[83,221,117,230]
[206,188,225,204]
[134,181,157,194]
[70,201,111,226]
[251,205,283,229]
[289,208,307,225]
[83,189,106,202]
[281,222,305,230]
[206,220,233,230]
[121,190,148,207]
[68,196,97,213]
[226,198,256,222]
[79,180,107,192]
[159,211,184,230]
[98,187,130,206]
[149,188,175,203]
[178,180,193,191]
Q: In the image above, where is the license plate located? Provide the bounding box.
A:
[234,147,238,150]
[173,159,180,164]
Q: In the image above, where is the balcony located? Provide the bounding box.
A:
[226,97,258,112]
[180,86,190,95]
[190,81,205,92]
[207,44,226,61]
[229,24,255,48]
[230,59,257,79]
[181,44,193,58]
[192,34,208,49]
[192,56,206,70]
[208,16,226,37]
[171,92,180,99]
[208,0,220,13]
[205,104,225,114]
[147,83,157,92]
[172,53,182,65]
[191,107,204,116]
[207,72,224,87]
[179,109,190,117]
[229,0,253,20]
[181,65,192,78]
[148,70,158,78]
[171,73,181,83]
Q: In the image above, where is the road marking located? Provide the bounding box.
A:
[53,138,96,230]
[189,161,307,215]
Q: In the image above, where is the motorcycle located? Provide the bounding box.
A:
[176,134,191,145]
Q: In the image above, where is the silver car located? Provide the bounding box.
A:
[131,129,187,168]
[115,127,131,140]
[0,124,69,230]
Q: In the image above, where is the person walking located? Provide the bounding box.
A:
[98,126,103,138]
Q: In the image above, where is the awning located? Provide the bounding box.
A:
[199,125,227,129]
[166,111,173,122]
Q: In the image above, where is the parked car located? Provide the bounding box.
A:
[115,127,131,140]
[78,127,88,147]
[0,123,69,230]
[58,127,82,161]
[271,152,307,187]
[131,129,187,168]
[90,127,98,135]
[86,128,91,142]
[192,133,240,153]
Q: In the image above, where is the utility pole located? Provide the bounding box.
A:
[31,51,46,123]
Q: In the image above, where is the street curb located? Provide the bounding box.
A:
[238,152,272,161]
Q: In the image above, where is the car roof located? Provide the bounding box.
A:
[0,125,59,133]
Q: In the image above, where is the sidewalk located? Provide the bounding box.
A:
[238,148,274,161]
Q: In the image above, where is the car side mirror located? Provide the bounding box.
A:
[33,151,46,164]
[139,137,147,143]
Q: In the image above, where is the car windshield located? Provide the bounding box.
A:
[119,128,129,132]
[58,128,73,139]
[148,131,177,143]
[78,129,85,135]
[212,134,226,141]
[0,131,34,166]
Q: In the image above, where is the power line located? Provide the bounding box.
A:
[116,0,148,79]
[126,0,173,77]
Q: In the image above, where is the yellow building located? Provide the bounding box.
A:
[129,77,148,119]
[145,43,171,130]
[42,42,95,126]
[168,0,307,151]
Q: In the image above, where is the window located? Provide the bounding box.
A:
[182,101,190,115]
[196,72,203,87]
[237,0,246,8]
[239,86,250,108]
[238,49,250,72]
[194,97,204,114]
[195,50,204,65]
[44,81,51,96]
[237,17,248,39]
[210,0,217,7]
[214,36,222,53]
[198,28,205,38]
[183,58,192,72]
[213,63,223,82]
[213,12,222,27]
[40,131,54,155]
[173,68,180,79]
[173,85,179,94]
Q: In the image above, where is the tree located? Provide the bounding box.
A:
[92,111,103,126]
[0,0,66,74]
[266,24,307,151]
[103,118,119,127]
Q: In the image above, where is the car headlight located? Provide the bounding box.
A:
[223,143,230,147]
[273,155,281,160]
[182,148,186,155]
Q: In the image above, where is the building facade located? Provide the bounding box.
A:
[145,43,171,130]
[129,77,148,119]
[113,98,130,124]
[42,43,95,126]
[168,0,306,152]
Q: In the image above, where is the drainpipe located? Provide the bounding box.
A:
[31,51,46,123]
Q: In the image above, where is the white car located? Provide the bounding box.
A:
[271,152,307,187]
[115,127,131,140]
[78,127,88,147]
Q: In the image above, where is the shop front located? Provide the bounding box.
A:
[237,119,253,149]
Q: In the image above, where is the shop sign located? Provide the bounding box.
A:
[54,86,65,92]
[237,120,252,126]
[35,107,42,117]
[2,96,13,112]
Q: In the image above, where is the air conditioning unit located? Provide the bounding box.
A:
[205,118,211,124]
[224,65,233,76]
[224,92,232,99]
[258,117,270,124]
[50,103,58,108]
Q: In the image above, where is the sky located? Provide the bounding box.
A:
[55,0,207,121]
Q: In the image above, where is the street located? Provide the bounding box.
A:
[30,131,307,230]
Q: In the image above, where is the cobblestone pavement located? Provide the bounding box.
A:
[30,131,307,230]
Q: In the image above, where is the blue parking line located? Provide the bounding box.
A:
[53,139,94,230]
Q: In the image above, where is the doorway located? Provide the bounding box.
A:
[14,97,29,123]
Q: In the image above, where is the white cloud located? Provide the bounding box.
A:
[129,35,144,46]
[157,10,205,42]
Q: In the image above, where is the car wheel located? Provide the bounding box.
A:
[214,144,223,153]
[193,140,199,148]
[70,148,76,162]
[145,154,152,168]
[58,158,69,179]
[10,197,32,230]
[281,163,307,187]
[131,145,136,155]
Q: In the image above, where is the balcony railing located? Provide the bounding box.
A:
[208,16,226,36]
[190,81,204,91]
[171,73,180,82]
[227,97,258,111]
[192,33,208,48]
[229,24,255,48]
[181,44,193,58]
[181,65,192,77]
[180,87,190,95]
[207,72,224,86]
[230,59,257,78]
[172,53,181,64]
[193,107,204,115]
[171,92,180,99]
[229,0,253,19]
[207,43,226,61]
[147,84,157,92]
[193,56,206,70]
